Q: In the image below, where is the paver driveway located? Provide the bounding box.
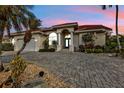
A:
[1,52,124,88]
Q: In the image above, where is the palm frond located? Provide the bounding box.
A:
[0,5,41,41]
[102,5,106,10]
[109,5,112,8]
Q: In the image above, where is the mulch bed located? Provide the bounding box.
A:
[0,63,72,88]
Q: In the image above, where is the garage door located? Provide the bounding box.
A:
[16,38,36,51]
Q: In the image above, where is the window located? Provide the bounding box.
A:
[49,32,57,45]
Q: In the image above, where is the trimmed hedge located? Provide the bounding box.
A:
[86,49,103,53]
[2,43,14,51]
[94,49,104,53]
[39,48,55,52]
[103,46,120,53]
[120,49,124,58]
[79,45,104,53]
[94,45,104,49]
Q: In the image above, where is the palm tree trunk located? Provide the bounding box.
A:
[17,43,27,55]
[0,42,2,53]
[115,5,121,53]
[0,30,3,52]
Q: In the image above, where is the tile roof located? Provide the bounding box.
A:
[9,29,45,36]
[77,25,112,31]
[52,22,78,28]
[6,23,112,36]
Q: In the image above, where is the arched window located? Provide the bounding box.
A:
[49,32,57,45]
[65,34,71,38]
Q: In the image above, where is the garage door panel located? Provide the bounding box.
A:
[16,38,35,51]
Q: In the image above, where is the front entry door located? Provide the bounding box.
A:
[65,38,71,48]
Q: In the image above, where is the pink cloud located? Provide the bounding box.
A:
[109,25,124,34]
[41,6,124,35]
[70,6,106,14]
[78,21,124,34]
[43,18,104,27]
[54,20,124,34]
[69,6,124,34]
[42,18,73,27]
[70,6,124,20]
[107,11,124,20]
[43,18,124,34]
[118,25,124,34]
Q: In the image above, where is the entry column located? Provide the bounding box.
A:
[70,32,74,52]
[57,32,62,51]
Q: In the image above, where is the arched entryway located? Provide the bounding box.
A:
[57,28,74,52]
[62,30,71,49]
[48,32,57,48]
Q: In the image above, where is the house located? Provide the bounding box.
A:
[9,22,112,52]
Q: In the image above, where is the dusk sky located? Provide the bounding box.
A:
[31,5,124,34]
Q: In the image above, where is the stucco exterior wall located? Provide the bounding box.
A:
[2,38,12,44]
[79,33,85,45]
[44,30,57,35]
[38,35,47,49]
[13,35,24,51]
[73,34,79,51]
[56,27,75,33]
[93,32,106,46]
[78,32,106,46]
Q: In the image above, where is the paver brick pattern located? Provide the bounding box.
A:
[1,52,124,88]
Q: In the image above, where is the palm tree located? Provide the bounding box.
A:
[0,6,41,88]
[102,5,121,53]
[17,18,41,55]
[0,5,40,55]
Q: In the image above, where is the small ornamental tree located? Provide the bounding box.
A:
[43,38,49,49]
[52,40,57,49]
[82,33,94,46]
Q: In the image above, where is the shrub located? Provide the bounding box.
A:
[82,33,94,44]
[103,41,118,53]
[79,45,85,52]
[120,49,124,58]
[79,44,104,53]
[85,49,103,53]
[94,45,104,49]
[9,56,27,87]
[85,44,94,49]
[85,49,93,53]
[43,39,49,49]
[121,42,124,48]
[94,49,103,53]
[52,40,57,49]
[2,43,14,51]
[10,56,27,78]
[104,46,119,53]
[39,48,55,52]
[110,42,117,49]
[104,46,111,53]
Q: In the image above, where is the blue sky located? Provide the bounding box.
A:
[31,5,124,34]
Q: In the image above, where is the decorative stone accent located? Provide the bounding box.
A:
[21,79,46,88]
[0,62,4,72]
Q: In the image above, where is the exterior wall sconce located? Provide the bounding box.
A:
[35,39,38,42]
[12,39,15,45]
